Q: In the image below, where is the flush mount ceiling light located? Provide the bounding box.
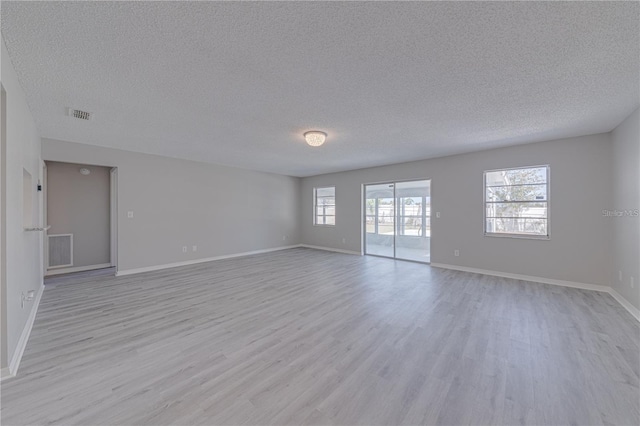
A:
[68,108,92,121]
[79,168,91,175]
[304,131,327,147]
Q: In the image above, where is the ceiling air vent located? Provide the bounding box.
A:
[67,108,92,120]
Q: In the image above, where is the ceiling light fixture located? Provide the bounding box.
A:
[68,108,92,120]
[304,131,327,147]
[79,168,91,175]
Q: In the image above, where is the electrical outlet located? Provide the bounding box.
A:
[454,249,459,257]
[192,245,197,252]
[282,235,287,241]
[127,211,134,218]
[20,290,35,309]
[342,238,346,244]
[182,246,187,253]
[619,270,623,282]
[631,276,635,289]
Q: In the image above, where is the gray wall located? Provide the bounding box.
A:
[42,139,301,273]
[611,107,640,309]
[301,133,614,288]
[46,161,111,269]
[0,35,43,372]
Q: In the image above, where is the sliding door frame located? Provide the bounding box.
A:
[364,181,397,259]
[363,177,431,264]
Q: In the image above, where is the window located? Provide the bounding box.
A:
[484,165,549,238]
[314,186,335,225]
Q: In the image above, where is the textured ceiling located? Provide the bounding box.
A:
[2,1,638,177]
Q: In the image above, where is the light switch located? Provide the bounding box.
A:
[127,211,134,218]
[436,212,441,218]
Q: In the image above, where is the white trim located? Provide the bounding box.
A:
[431,262,609,292]
[41,160,47,279]
[609,288,640,322]
[45,263,112,276]
[0,283,45,381]
[116,245,302,277]
[484,233,550,240]
[110,168,118,270]
[116,244,363,277]
[299,244,361,256]
[431,262,639,322]
[0,367,10,380]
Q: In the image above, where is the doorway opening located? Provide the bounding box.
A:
[43,161,118,277]
[364,179,431,263]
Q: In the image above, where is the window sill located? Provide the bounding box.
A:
[484,232,549,240]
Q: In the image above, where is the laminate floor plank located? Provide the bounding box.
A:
[1,248,638,425]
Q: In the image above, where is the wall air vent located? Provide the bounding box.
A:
[67,108,92,120]
[48,234,73,268]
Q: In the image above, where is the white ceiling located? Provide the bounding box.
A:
[2,1,638,177]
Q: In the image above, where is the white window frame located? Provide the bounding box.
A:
[483,165,550,240]
[313,186,336,226]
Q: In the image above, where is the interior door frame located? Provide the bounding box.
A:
[110,167,118,272]
[363,177,431,264]
[1,84,7,374]
[43,163,118,276]
[41,160,47,277]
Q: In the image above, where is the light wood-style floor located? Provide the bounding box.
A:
[1,248,638,425]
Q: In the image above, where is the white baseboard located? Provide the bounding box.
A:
[45,263,112,276]
[0,283,45,381]
[0,367,10,381]
[116,245,302,277]
[298,244,361,256]
[430,263,610,292]
[431,262,638,322]
[609,288,640,322]
[116,244,363,277]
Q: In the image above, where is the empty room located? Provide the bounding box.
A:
[1,2,639,425]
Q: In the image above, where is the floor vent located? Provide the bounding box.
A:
[68,108,92,120]
[48,234,73,268]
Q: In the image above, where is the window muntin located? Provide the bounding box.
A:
[484,166,549,238]
[314,186,335,226]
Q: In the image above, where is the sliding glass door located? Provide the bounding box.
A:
[364,179,430,263]
[395,180,430,262]
[365,183,395,258]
